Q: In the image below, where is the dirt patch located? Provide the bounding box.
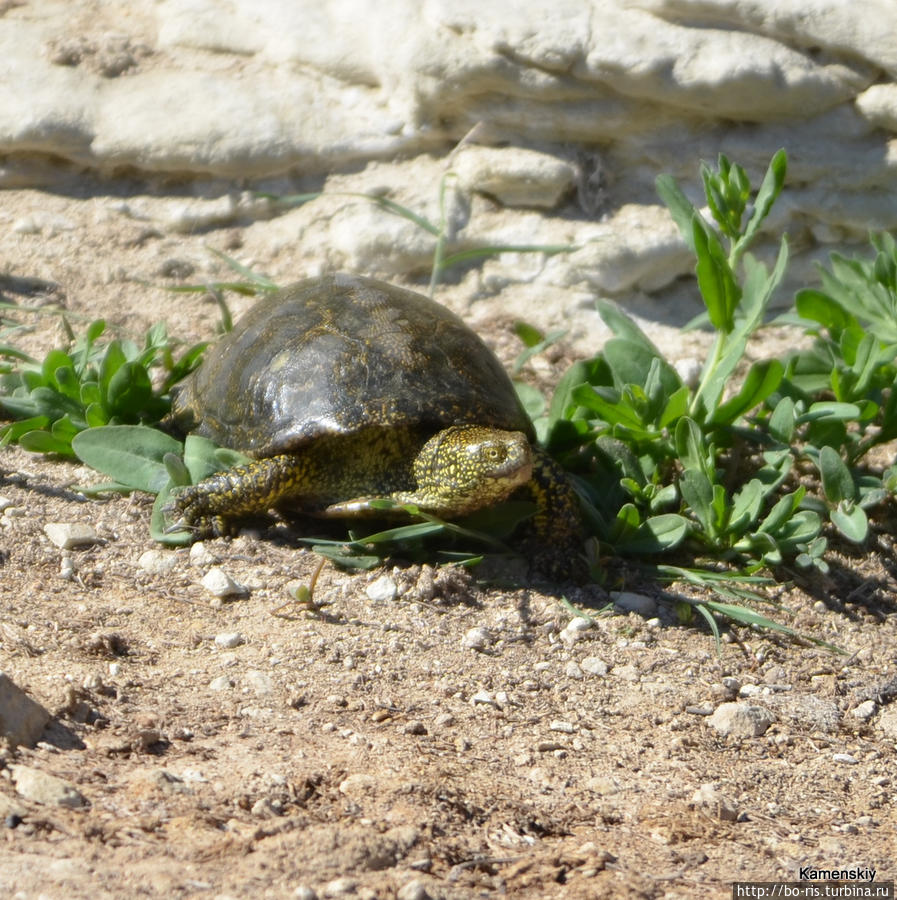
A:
[1,181,896,900]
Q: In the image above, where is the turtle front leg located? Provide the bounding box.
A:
[165,453,312,537]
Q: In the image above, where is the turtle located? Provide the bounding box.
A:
[165,273,585,579]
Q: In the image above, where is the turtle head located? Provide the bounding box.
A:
[407,425,533,516]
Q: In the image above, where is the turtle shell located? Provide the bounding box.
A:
[170,273,534,455]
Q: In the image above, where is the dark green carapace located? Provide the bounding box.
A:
[166,273,584,579]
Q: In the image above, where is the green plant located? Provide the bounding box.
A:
[545,149,897,589]
[0,319,207,456]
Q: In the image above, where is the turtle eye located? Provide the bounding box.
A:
[483,443,505,463]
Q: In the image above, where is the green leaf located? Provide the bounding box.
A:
[603,338,681,397]
[739,148,786,250]
[512,327,566,373]
[106,361,153,417]
[679,469,716,536]
[798,401,863,424]
[728,479,764,534]
[72,425,183,493]
[654,174,700,253]
[99,340,127,398]
[515,381,546,421]
[674,417,711,475]
[658,386,690,429]
[818,446,855,504]
[795,289,855,335]
[831,503,868,543]
[183,434,236,484]
[757,488,805,535]
[768,396,796,443]
[614,513,689,554]
[712,359,783,424]
[19,429,76,456]
[693,218,739,332]
[596,300,663,356]
[513,321,544,348]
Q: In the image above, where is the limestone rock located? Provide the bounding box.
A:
[0,672,51,748]
[10,765,87,808]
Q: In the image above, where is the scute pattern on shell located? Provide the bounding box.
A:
[171,274,534,456]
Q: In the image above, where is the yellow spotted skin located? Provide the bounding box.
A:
[166,274,586,580]
[169,425,534,528]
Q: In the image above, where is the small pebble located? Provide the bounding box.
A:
[565,660,584,679]
[722,676,742,694]
[851,700,876,720]
[549,720,575,733]
[709,702,774,738]
[403,720,428,735]
[293,888,319,900]
[43,522,99,550]
[397,880,432,900]
[560,616,592,647]
[365,574,397,602]
[209,676,234,691]
[202,567,248,599]
[580,656,609,676]
[137,549,179,575]
[462,626,494,652]
[250,797,280,818]
[832,753,858,765]
[611,591,657,616]
[339,773,376,795]
[470,690,496,706]
[59,557,75,580]
[214,631,245,649]
[189,541,219,567]
[324,876,358,897]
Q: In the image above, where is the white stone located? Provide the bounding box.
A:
[850,700,877,721]
[137,549,179,575]
[611,591,658,617]
[832,753,858,765]
[564,660,584,679]
[43,522,99,550]
[365,574,398,602]
[461,626,494,652]
[709,702,774,738]
[189,541,219,567]
[453,145,576,209]
[580,656,609,677]
[201,567,249,599]
[214,631,246,649]
[339,773,377,795]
